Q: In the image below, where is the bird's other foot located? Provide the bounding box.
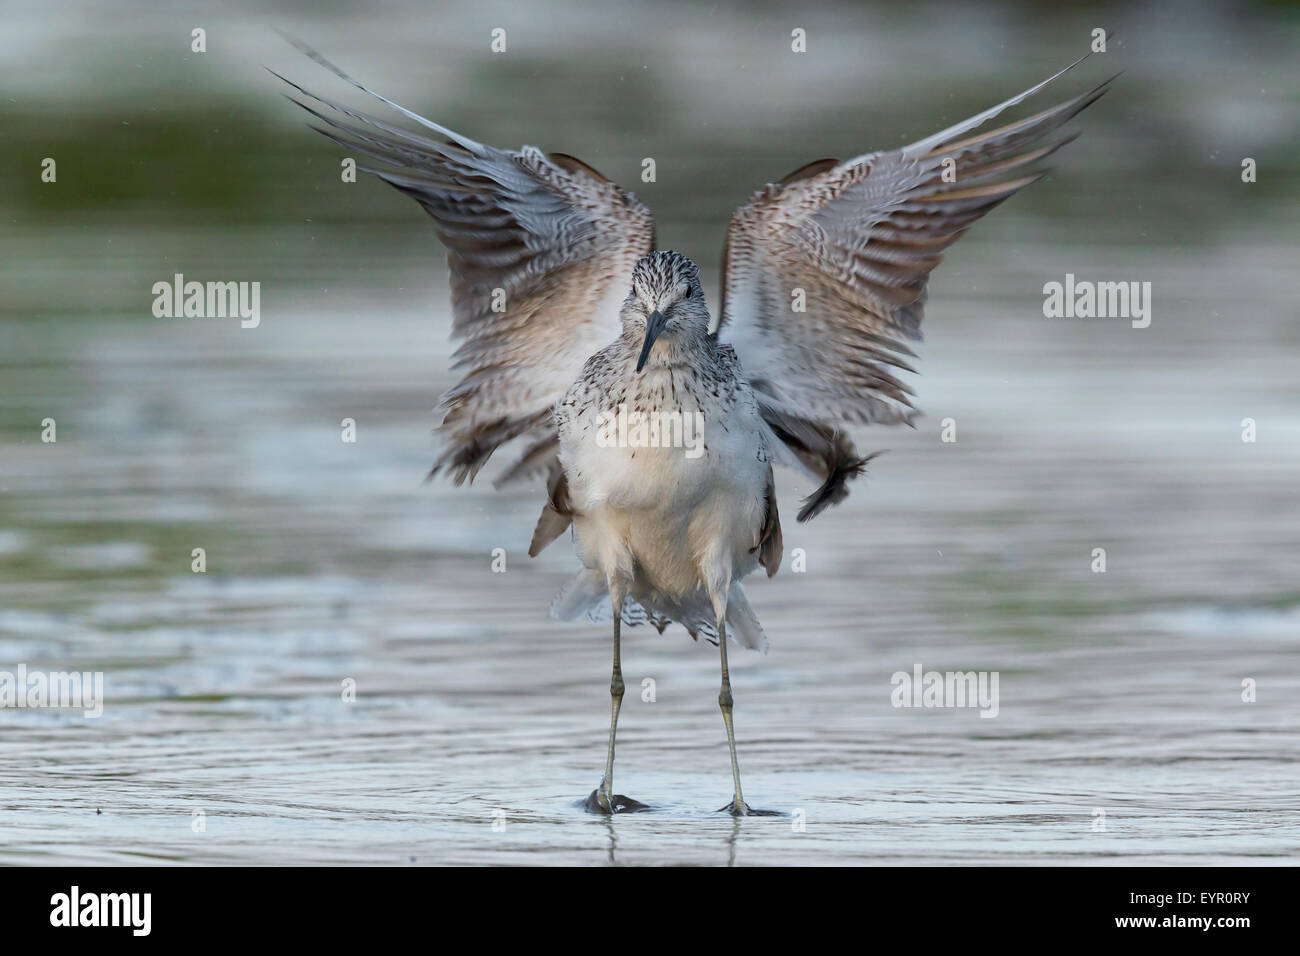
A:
[718,799,782,817]
[584,789,651,814]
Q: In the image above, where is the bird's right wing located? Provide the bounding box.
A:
[718,54,1114,519]
[273,44,654,485]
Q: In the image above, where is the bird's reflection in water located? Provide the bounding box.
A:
[595,810,749,866]
[598,816,615,865]
[725,816,741,867]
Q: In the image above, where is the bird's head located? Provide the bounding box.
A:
[622,250,710,373]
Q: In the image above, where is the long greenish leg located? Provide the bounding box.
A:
[598,611,625,808]
[716,616,747,811]
[714,609,779,816]
[584,591,647,814]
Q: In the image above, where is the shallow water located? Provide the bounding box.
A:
[2,0,1298,865]
[4,237,1298,864]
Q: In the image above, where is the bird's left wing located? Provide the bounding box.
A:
[718,55,1114,520]
[272,45,654,485]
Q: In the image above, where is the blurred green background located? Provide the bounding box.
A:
[2,0,1296,320]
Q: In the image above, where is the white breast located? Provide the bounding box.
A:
[561,366,765,513]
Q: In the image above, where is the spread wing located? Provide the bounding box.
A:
[719,54,1115,520]
[272,43,654,485]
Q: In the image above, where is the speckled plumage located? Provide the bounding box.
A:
[278,45,1112,644]
[279,40,1112,813]
[549,251,780,648]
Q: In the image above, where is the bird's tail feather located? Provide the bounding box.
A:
[550,569,608,621]
[723,584,768,652]
[549,572,768,652]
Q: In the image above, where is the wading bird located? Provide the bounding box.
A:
[275,44,1111,814]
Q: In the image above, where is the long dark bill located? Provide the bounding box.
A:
[635,311,668,374]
